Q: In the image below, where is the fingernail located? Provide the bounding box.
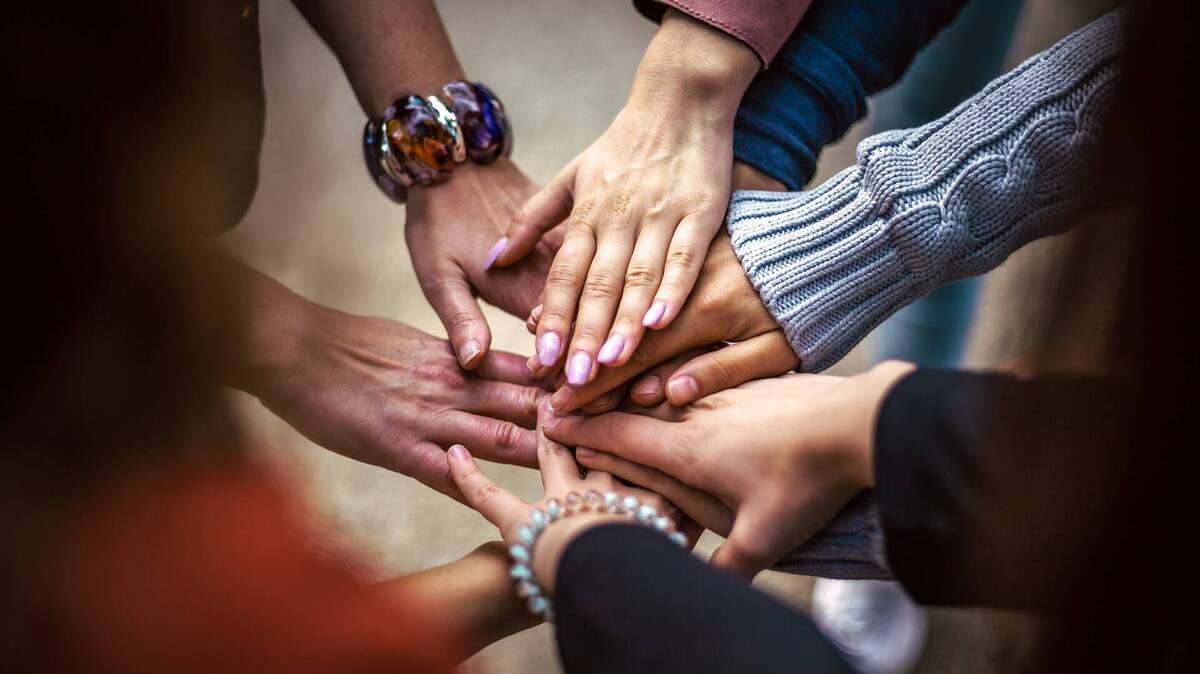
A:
[537,332,561,366]
[540,399,562,429]
[632,375,662,400]
[448,444,469,461]
[549,387,571,412]
[666,375,699,404]
[566,351,592,386]
[597,334,625,364]
[483,237,508,271]
[642,300,667,328]
[458,339,482,367]
[576,447,596,459]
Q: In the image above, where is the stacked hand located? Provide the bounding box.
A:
[445,406,691,593]
[494,10,761,388]
[226,262,547,500]
[543,362,915,577]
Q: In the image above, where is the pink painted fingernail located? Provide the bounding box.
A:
[566,351,592,386]
[666,375,700,405]
[642,300,667,327]
[448,444,469,461]
[597,334,625,364]
[537,332,561,366]
[576,447,596,459]
[483,237,509,271]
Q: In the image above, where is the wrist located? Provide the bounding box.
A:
[405,157,521,216]
[531,512,627,594]
[849,361,917,487]
[220,263,321,396]
[732,161,788,192]
[628,9,760,122]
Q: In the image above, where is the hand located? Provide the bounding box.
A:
[445,406,689,594]
[492,11,760,387]
[405,159,563,368]
[544,362,916,577]
[540,233,799,413]
[227,263,546,500]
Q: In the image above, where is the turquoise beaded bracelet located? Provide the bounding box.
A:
[508,490,688,621]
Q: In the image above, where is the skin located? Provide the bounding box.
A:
[544,361,917,577]
[295,0,559,369]
[497,10,762,388]
[446,406,693,593]
[381,542,540,659]
[536,233,799,413]
[223,260,546,500]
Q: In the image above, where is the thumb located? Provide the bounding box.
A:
[710,500,793,579]
[421,271,492,369]
[494,162,576,267]
[665,331,797,405]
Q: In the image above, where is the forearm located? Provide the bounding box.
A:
[627,9,760,124]
[381,542,539,659]
[728,12,1124,372]
[554,524,855,674]
[292,0,465,115]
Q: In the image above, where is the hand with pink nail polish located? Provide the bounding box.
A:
[406,159,563,370]
[546,234,798,414]
[491,12,761,386]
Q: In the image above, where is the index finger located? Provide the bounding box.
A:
[543,408,692,481]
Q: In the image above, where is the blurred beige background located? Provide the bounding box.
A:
[224,1,1111,672]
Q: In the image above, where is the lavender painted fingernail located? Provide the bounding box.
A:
[483,237,509,271]
[597,334,625,364]
[566,351,592,386]
[642,300,667,327]
[537,332,561,366]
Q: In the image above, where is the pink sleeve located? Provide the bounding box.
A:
[633,0,814,65]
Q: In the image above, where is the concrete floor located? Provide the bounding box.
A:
[225,1,1113,672]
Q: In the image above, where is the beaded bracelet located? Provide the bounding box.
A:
[362,80,511,202]
[508,490,688,622]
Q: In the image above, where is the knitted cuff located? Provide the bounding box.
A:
[771,491,891,580]
[728,11,1124,372]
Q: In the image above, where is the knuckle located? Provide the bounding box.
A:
[491,422,525,451]
[442,310,480,331]
[581,271,619,300]
[704,356,739,390]
[623,264,660,289]
[665,245,700,272]
[546,263,583,288]
[472,478,503,505]
[572,200,600,230]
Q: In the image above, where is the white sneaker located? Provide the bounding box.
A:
[811,579,928,674]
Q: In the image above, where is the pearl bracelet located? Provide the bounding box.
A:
[508,490,688,621]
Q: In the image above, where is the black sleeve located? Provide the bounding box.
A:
[554,524,854,674]
[874,368,1133,612]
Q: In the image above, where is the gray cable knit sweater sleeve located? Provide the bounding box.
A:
[727,11,1123,372]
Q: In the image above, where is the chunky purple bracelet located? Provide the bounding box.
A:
[362,80,511,202]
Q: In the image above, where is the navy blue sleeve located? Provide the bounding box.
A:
[734,0,966,189]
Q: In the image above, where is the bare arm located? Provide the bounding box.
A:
[292,0,465,115]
